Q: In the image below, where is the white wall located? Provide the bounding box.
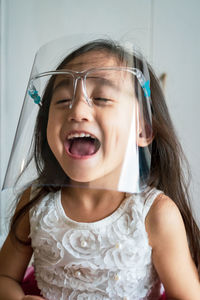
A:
[0,0,200,244]
[152,0,200,222]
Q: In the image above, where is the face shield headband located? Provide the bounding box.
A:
[28,67,151,108]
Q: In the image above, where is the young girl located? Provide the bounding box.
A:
[0,37,200,300]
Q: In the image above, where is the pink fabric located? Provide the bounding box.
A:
[21,266,41,296]
[159,292,167,300]
[22,267,166,299]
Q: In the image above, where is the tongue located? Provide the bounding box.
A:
[69,138,96,156]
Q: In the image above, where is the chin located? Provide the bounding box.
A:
[64,170,98,184]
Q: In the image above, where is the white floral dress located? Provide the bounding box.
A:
[29,188,163,300]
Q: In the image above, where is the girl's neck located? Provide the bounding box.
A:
[61,187,126,222]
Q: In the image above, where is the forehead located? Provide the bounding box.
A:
[64,50,122,71]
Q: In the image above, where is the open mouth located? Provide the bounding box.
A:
[64,132,101,158]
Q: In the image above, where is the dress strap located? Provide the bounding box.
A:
[142,188,163,219]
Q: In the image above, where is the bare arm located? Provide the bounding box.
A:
[146,194,200,300]
[0,188,44,300]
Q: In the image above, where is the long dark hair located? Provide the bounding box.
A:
[11,39,200,275]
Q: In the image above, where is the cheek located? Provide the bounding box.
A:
[101,103,134,152]
[46,109,62,152]
[117,102,135,148]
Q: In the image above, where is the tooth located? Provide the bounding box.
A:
[68,132,96,139]
[80,133,86,137]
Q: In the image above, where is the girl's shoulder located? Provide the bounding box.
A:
[9,186,32,244]
[145,192,185,248]
[145,193,200,299]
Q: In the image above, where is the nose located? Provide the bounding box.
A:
[67,79,93,123]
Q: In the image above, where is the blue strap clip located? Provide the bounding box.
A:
[28,86,41,105]
[142,80,151,98]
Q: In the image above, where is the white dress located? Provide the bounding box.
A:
[29,188,163,300]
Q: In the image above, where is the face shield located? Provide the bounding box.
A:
[3,35,152,193]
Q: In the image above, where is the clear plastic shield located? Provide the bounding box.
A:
[3,35,152,193]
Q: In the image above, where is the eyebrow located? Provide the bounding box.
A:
[53,78,72,93]
[91,75,133,94]
[87,76,118,89]
[52,74,120,94]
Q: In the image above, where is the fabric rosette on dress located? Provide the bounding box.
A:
[62,229,101,260]
[29,189,163,299]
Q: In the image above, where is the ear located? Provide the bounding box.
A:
[137,125,154,147]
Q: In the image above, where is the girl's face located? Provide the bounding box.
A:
[47,51,136,188]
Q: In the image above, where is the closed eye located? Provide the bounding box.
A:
[94,97,109,101]
[56,99,71,105]
[52,86,72,105]
[93,97,112,104]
